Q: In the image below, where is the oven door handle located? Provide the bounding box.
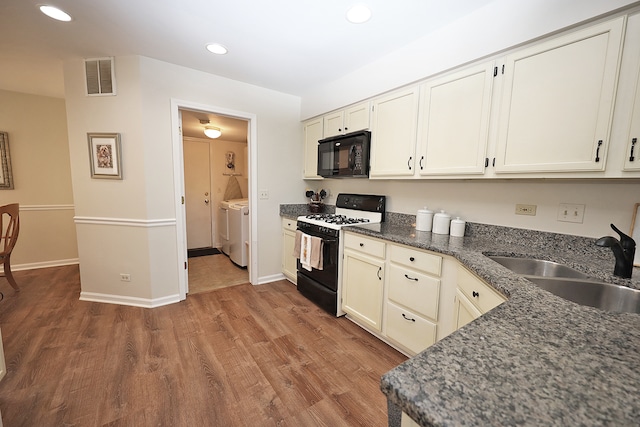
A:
[296,230,337,244]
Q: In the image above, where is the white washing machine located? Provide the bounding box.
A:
[228,199,249,267]
[219,198,246,256]
[218,200,232,255]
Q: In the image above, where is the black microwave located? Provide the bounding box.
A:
[317,130,371,178]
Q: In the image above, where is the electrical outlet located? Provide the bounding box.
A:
[259,189,269,200]
[515,204,537,216]
[120,273,131,282]
[558,203,585,223]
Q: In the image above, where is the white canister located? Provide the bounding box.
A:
[415,207,433,232]
[450,217,466,237]
[432,210,451,235]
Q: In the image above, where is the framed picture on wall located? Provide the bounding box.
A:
[0,132,14,189]
[88,133,122,179]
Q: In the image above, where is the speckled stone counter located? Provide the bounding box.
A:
[343,217,640,426]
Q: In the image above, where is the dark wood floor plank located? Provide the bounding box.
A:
[0,265,407,426]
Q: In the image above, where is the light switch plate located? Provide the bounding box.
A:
[557,203,585,223]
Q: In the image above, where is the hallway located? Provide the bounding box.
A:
[187,253,249,294]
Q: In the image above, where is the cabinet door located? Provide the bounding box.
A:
[370,86,420,177]
[303,117,323,179]
[323,111,344,138]
[282,220,298,283]
[454,290,481,330]
[344,102,370,133]
[342,250,385,332]
[495,17,624,173]
[457,265,505,314]
[417,62,494,176]
[623,13,640,171]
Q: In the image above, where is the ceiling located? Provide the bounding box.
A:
[0,0,496,100]
[181,109,248,143]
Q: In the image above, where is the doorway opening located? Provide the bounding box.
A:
[171,100,258,300]
[181,109,249,294]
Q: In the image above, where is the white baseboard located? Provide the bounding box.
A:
[79,291,182,308]
[1,258,79,273]
[257,273,287,285]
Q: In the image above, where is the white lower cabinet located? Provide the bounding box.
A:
[385,245,441,355]
[342,233,448,356]
[342,234,386,332]
[454,265,506,330]
[454,289,482,330]
[281,218,298,284]
[342,232,508,356]
[401,412,421,427]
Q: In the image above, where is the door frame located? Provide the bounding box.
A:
[170,99,257,300]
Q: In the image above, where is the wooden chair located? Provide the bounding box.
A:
[0,204,20,291]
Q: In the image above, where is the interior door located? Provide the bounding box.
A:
[184,140,213,249]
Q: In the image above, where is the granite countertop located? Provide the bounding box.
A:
[342,218,640,426]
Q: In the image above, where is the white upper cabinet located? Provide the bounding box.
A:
[494,17,625,174]
[303,117,323,179]
[323,101,370,138]
[417,62,495,176]
[369,86,420,177]
[344,102,371,133]
[622,13,640,172]
[323,111,344,138]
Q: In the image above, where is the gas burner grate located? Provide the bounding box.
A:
[304,213,371,225]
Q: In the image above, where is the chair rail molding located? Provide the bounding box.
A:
[20,204,75,211]
[73,217,176,227]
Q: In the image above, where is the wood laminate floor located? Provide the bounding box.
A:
[0,265,407,426]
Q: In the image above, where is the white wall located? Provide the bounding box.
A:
[64,55,303,306]
[301,0,638,118]
[312,179,640,239]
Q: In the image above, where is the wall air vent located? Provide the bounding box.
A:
[84,57,116,96]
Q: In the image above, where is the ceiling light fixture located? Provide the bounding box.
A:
[39,5,73,22]
[204,127,222,139]
[206,43,228,55]
[346,4,372,24]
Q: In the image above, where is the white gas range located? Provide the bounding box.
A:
[295,194,386,316]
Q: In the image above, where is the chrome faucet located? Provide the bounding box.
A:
[595,224,636,279]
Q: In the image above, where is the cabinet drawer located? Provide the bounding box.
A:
[388,264,440,320]
[457,266,505,314]
[390,245,442,276]
[386,301,437,355]
[282,217,297,232]
[344,233,385,259]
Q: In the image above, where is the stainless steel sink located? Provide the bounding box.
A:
[526,277,640,313]
[489,256,591,279]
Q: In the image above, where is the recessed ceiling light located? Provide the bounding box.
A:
[346,4,372,24]
[206,43,228,55]
[39,5,73,22]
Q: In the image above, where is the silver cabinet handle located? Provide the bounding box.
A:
[205,199,209,204]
